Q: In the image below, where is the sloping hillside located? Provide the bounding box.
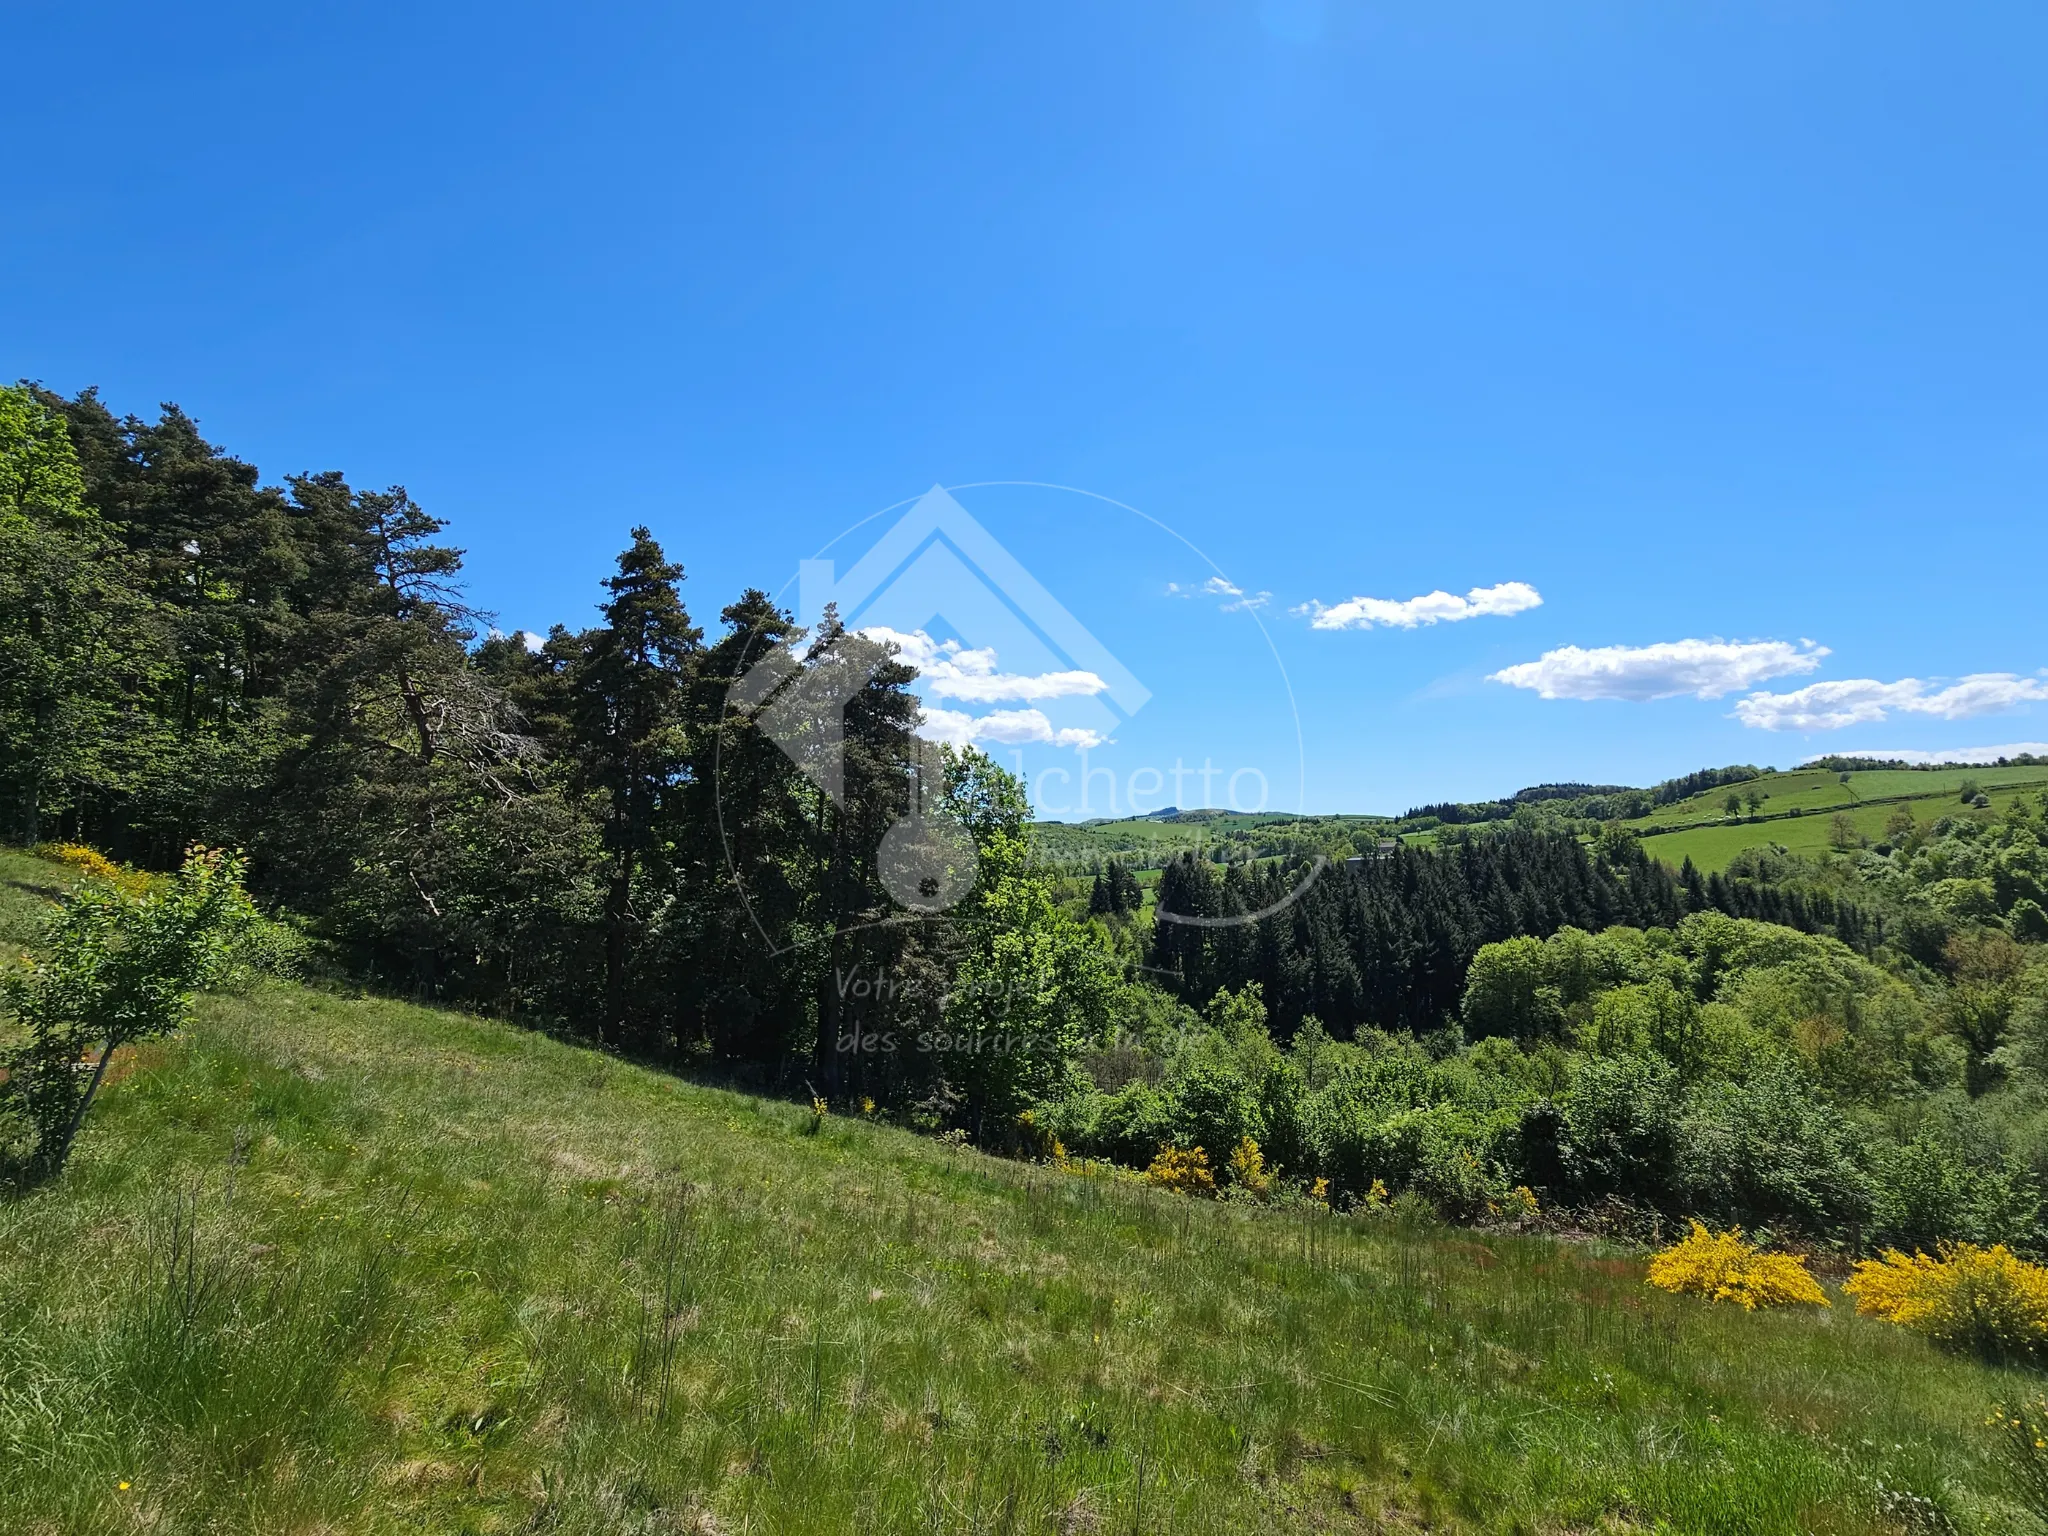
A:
[0,849,2025,1534]
[1630,764,2048,873]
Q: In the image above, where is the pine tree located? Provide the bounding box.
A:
[571,528,702,1042]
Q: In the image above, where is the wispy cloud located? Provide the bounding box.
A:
[1168,575,1270,612]
[1489,638,1827,702]
[1297,581,1542,631]
[1735,673,2048,731]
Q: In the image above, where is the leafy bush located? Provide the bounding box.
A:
[1373,1105,1505,1220]
[1078,1081,1179,1166]
[1303,1091,1504,1219]
[1847,1244,2048,1360]
[1646,1222,1829,1310]
[1254,1056,1310,1174]
[1559,1053,1682,1207]
[219,911,314,990]
[2,847,257,1181]
[1675,1061,1872,1234]
[1870,1133,2041,1254]
[1172,1055,1262,1160]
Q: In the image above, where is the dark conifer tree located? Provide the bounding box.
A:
[570,528,702,1043]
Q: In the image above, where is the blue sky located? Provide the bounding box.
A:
[6,2,2046,816]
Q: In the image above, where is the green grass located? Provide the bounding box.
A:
[0,848,2036,1533]
[1629,765,2048,834]
[1031,812,1389,870]
[1641,782,2040,874]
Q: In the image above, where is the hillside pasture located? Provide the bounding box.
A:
[1631,764,2048,832]
[0,848,2031,1534]
[1641,783,2039,874]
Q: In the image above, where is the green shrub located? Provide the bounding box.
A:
[1253,1056,1310,1175]
[1171,1055,1262,1159]
[1083,1082,1179,1166]
[1559,1053,1682,1207]
[1303,1095,1504,1219]
[1384,1106,1507,1221]
[1871,1133,2040,1254]
[1,847,257,1182]
[1676,1062,1871,1233]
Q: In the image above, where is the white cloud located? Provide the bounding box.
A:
[1736,672,2048,732]
[1907,674,2048,721]
[864,628,1111,751]
[1168,575,1270,612]
[1298,581,1543,632]
[518,630,545,653]
[1803,743,2048,766]
[1490,638,1827,702]
[1730,678,1923,731]
[861,627,1106,703]
[917,705,1108,751]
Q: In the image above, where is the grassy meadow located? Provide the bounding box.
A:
[1627,765,2048,834]
[1632,768,2048,874]
[0,845,2039,1534]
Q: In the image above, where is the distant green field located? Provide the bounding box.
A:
[1031,810,1389,869]
[1630,764,2048,831]
[1030,766,2048,882]
[1642,783,2038,874]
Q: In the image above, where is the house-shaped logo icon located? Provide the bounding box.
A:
[735,485,1149,805]
[801,485,1149,732]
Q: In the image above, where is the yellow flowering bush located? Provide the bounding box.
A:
[1226,1136,1271,1197]
[33,843,154,897]
[1145,1144,1214,1196]
[1492,1184,1540,1220]
[1646,1221,1829,1310]
[1847,1244,2048,1359]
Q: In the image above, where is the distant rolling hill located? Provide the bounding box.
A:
[1623,763,2048,874]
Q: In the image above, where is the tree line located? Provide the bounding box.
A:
[0,383,1104,1119]
[1144,828,1882,1037]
